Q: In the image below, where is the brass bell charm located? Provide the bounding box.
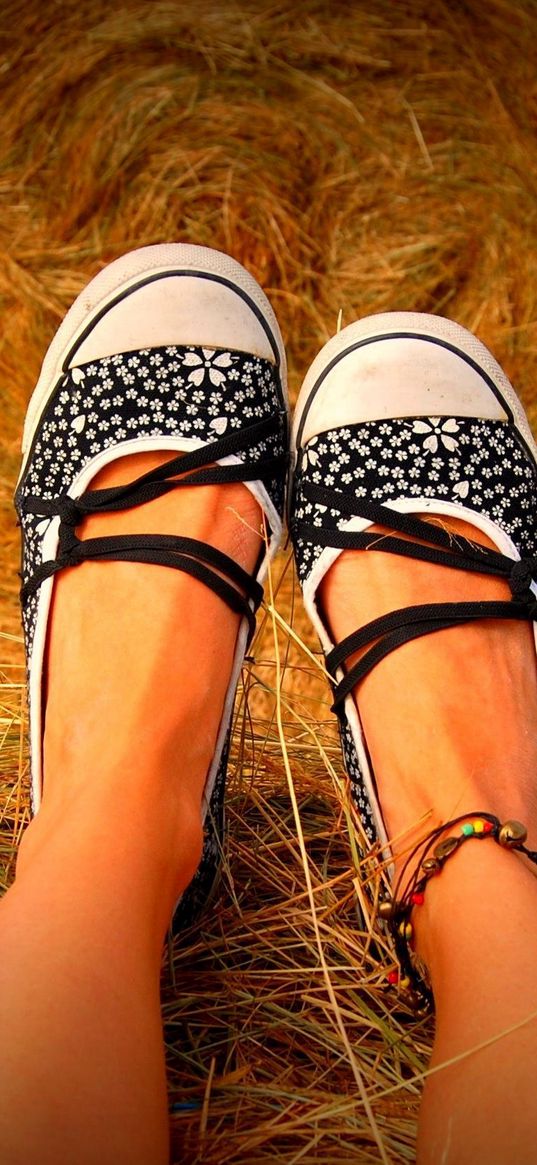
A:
[498,820,528,847]
[422,857,440,874]
[378,900,395,920]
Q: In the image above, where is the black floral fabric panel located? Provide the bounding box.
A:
[17,344,286,655]
[293,417,537,586]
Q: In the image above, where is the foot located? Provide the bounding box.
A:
[30,452,263,897]
[290,310,537,939]
[15,245,288,922]
[320,514,537,862]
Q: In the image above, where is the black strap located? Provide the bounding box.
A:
[22,411,287,644]
[293,482,537,712]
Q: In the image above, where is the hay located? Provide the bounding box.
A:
[1,0,537,1159]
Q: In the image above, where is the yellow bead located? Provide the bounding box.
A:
[400,977,410,989]
[474,820,485,834]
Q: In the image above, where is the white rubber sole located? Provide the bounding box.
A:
[20,243,288,477]
[291,311,537,466]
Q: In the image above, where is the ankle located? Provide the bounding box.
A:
[16,778,204,918]
[413,838,537,999]
[320,537,537,851]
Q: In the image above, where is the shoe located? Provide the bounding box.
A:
[15,243,289,928]
[290,311,537,855]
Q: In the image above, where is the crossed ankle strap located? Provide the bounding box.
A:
[295,483,537,712]
[22,411,288,645]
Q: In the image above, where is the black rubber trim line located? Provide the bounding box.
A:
[63,269,283,375]
[293,330,515,453]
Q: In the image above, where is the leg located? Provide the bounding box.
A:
[321,526,537,1165]
[7,244,288,1164]
[0,463,262,1165]
[291,311,537,1164]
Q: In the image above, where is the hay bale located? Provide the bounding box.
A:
[1,1,536,1158]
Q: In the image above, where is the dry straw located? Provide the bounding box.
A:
[1,1,537,1160]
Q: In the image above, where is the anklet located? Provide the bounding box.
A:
[377,812,537,1011]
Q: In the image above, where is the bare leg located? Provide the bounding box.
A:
[0,453,262,1165]
[321,518,537,1165]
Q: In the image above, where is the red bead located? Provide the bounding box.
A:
[411,892,425,905]
[388,970,399,985]
[483,821,494,833]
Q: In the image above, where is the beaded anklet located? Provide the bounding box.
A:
[378,812,537,1012]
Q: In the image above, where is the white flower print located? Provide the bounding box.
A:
[302,437,319,468]
[210,417,228,436]
[182,348,234,387]
[413,417,460,454]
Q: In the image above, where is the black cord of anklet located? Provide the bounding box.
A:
[377,813,537,1011]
